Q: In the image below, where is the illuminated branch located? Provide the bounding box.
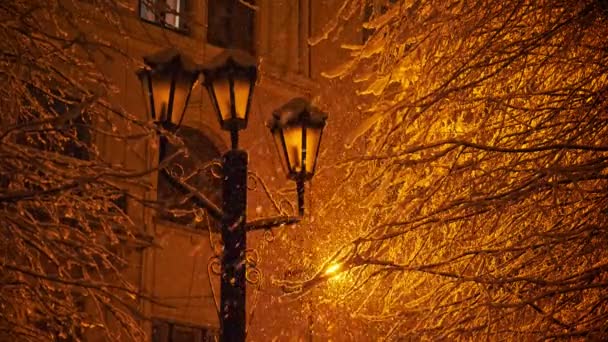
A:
[274,0,608,340]
[246,216,301,231]
[159,168,224,220]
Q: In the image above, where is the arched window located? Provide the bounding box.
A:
[157,126,222,231]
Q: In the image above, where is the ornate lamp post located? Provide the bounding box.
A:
[139,48,328,342]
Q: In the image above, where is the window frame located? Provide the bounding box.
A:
[152,318,217,342]
[139,0,189,33]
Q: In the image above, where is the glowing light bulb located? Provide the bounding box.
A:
[324,263,341,276]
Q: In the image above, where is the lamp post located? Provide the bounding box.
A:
[202,50,257,342]
[139,48,328,342]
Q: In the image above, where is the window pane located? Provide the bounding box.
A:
[140,0,156,21]
[164,0,181,28]
[139,0,185,30]
[151,320,169,342]
[232,0,255,52]
[207,0,231,48]
[172,325,197,342]
[151,320,218,342]
[208,0,255,53]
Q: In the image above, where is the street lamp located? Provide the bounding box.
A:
[139,48,328,342]
[268,98,328,216]
[202,50,257,138]
[137,48,201,127]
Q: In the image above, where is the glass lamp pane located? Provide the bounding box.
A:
[272,130,290,175]
[151,72,172,122]
[305,127,322,174]
[233,77,252,120]
[170,71,197,126]
[211,77,232,122]
[139,71,154,120]
[282,126,303,173]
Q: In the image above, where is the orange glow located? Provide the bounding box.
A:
[324,263,342,276]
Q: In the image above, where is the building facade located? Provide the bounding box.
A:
[83,0,357,341]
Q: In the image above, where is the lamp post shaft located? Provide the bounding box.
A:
[220,149,248,342]
[297,178,305,217]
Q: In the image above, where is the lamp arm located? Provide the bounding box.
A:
[160,169,224,220]
[246,171,295,215]
[243,171,307,231]
[245,215,301,231]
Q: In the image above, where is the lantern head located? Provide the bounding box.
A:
[267,98,328,181]
[202,50,257,132]
[137,48,200,128]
